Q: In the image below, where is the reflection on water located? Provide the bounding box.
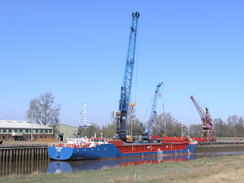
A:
[1,151,244,176]
[47,151,244,174]
[47,154,194,174]
[0,160,49,176]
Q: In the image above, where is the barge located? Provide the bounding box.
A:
[48,137,197,160]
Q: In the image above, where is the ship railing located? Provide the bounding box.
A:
[48,138,109,148]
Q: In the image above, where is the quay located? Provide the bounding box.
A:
[196,141,244,153]
[0,144,49,162]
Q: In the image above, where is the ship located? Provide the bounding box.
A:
[48,12,198,161]
[48,137,197,160]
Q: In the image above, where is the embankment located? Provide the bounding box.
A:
[196,141,244,153]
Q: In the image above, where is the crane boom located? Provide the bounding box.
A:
[190,96,206,122]
[117,12,140,140]
[147,82,163,135]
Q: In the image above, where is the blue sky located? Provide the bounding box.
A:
[0,0,244,127]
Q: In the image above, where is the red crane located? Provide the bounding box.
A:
[190,95,216,142]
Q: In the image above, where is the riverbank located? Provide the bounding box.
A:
[196,143,244,153]
[1,154,244,183]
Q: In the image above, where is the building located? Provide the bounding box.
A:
[0,120,53,141]
[54,124,78,141]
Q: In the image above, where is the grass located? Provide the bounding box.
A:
[1,155,244,183]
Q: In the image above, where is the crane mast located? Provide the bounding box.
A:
[147,82,163,135]
[190,95,215,141]
[117,12,140,140]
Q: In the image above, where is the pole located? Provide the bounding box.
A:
[181,122,184,137]
[31,122,33,141]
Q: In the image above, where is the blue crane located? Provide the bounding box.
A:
[147,82,163,135]
[117,12,140,140]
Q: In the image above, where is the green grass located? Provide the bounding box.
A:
[1,155,244,183]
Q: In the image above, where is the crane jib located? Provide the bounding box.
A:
[147,82,163,136]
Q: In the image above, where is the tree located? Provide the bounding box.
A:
[126,118,144,136]
[212,116,244,137]
[214,118,226,137]
[101,121,117,138]
[226,115,238,137]
[188,124,202,137]
[80,124,101,138]
[235,117,244,137]
[26,93,61,128]
[152,113,182,136]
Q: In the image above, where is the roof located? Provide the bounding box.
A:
[0,120,52,129]
[57,123,78,129]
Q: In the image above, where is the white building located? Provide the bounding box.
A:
[0,120,53,141]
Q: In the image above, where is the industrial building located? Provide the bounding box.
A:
[54,124,78,141]
[0,120,53,141]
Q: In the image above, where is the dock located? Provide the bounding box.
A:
[196,141,244,153]
[0,144,49,162]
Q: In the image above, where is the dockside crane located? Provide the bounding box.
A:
[116,12,140,141]
[147,82,163,135]
[190,95,216,142]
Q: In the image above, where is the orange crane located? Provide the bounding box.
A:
[190,95,216,142]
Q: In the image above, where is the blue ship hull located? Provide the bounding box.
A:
[48,143,196,161]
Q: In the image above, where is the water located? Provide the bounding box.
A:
[1,151,244,176]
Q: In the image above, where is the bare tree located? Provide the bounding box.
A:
[152,113,182,136]
[26,93,61,128]
[214,118,226,137]
[212,116,244,137]
[189,124,202,137]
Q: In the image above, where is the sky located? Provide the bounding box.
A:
[0,0,244,128]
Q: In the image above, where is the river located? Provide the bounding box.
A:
[1,151,244,177]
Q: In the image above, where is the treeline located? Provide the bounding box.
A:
[189,115,244,137]
[213,116,244,137]
[79,117,145,138]
[80,113,187,138]
[80,114,244,138]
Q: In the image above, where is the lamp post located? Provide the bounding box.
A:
[181,122,184,137]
